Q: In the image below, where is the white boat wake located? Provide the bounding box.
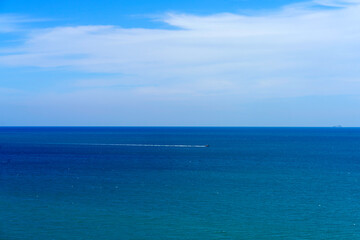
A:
[49,143,209,148]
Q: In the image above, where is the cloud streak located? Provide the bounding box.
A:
[0,14,47,33]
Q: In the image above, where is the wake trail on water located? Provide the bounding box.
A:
[47,143,208,148]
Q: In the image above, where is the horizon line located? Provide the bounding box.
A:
[0,126,355,128]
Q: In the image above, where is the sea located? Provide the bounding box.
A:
[1,127,360,239]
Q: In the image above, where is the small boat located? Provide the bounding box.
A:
[205,144,210,147]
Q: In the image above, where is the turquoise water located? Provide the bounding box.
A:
[1,127,360,239]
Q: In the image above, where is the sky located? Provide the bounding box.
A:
[0,0,360,126]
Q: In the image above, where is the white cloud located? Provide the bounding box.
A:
[1,0,360,99]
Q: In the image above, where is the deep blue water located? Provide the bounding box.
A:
[1,127,360,239]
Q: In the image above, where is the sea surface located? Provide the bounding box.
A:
[1,127,360,239]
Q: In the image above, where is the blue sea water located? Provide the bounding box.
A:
[1,127,360,239]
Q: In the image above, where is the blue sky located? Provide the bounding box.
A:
[0,0,360,126]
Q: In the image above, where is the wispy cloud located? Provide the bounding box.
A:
[0,0,360,100]
[0,14,25,33]
[0,14,46,33]
[313,0,360,7]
